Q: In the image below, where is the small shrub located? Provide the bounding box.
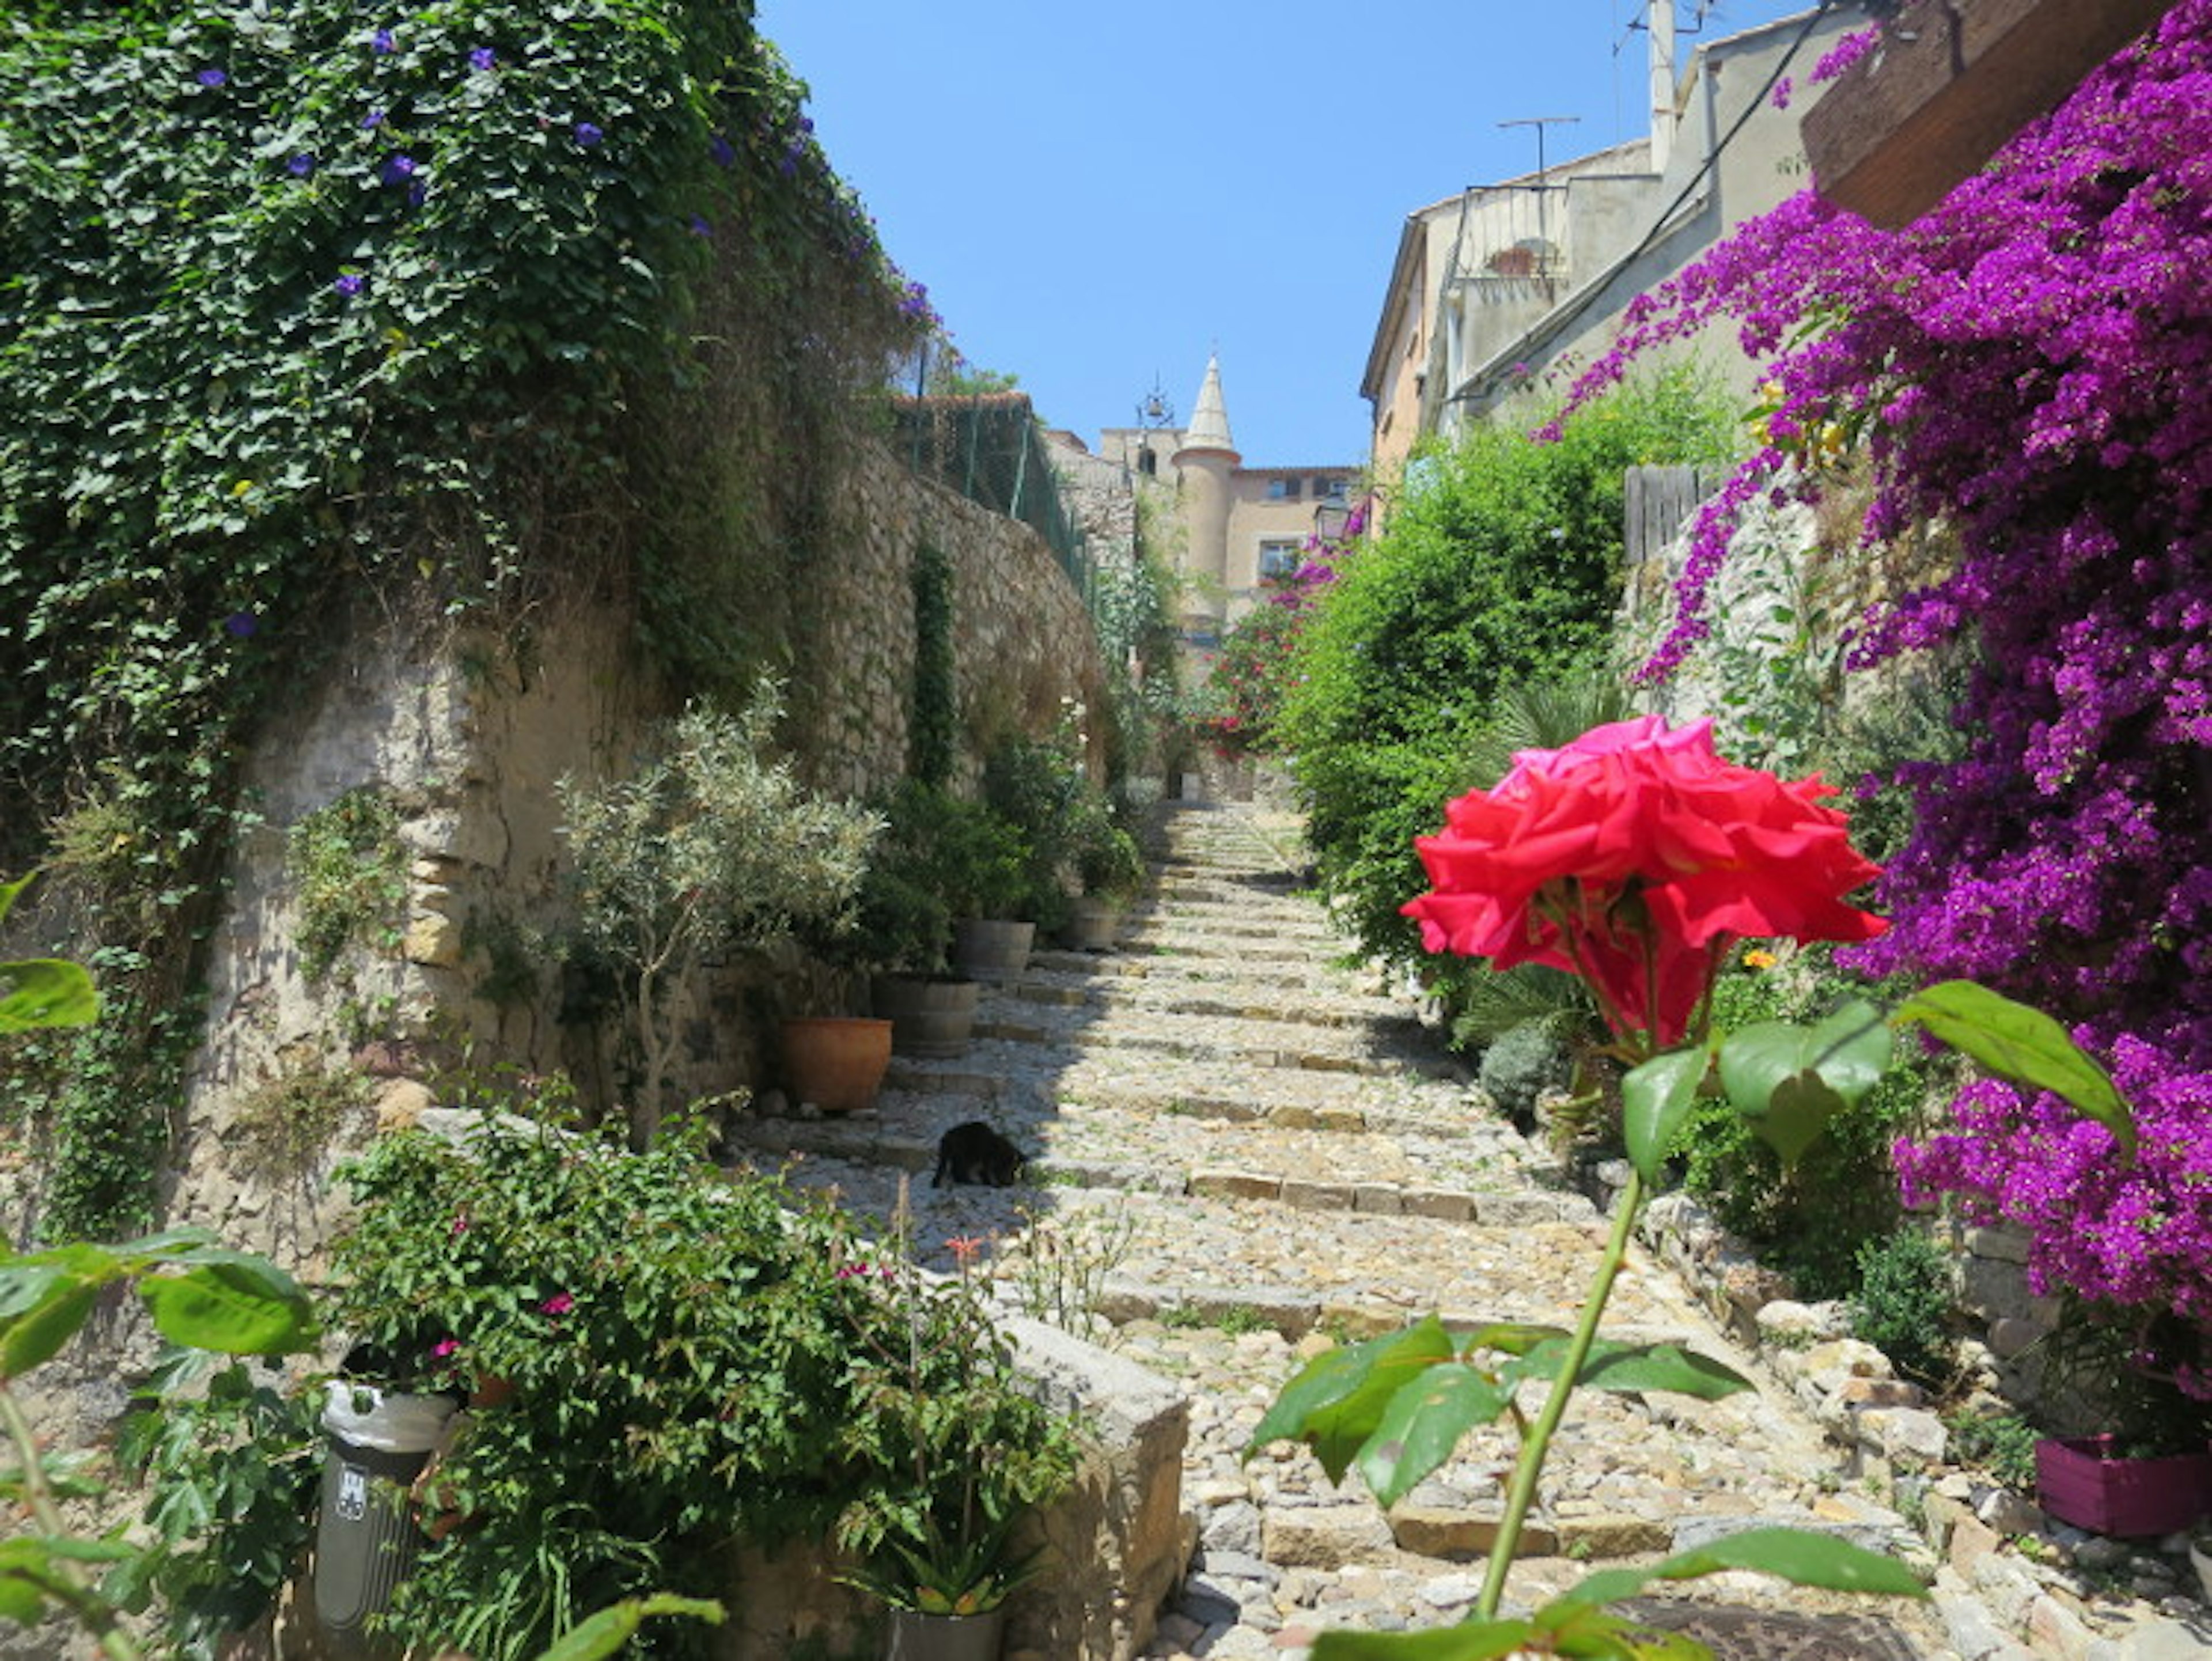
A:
[1477,1017,1574,1129]
[229,1050,369,1179]
[1673,945,1935,1296]
[289,788,407,984]
[321,1108,1075,1661]
[1945,1410,2040,1494]
[1851,1229,1957,1387]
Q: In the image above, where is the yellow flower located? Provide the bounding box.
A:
[230,479,254,498]
[1743,948,1778,970]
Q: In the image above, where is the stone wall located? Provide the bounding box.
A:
[794,442,1109,801]
[154,441,1110,1267]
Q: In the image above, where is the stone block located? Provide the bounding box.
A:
[403,913,464,967]
[1388,1505,1558,1561]
[1864,1406,1949,1465]
[374,1078,434,1134]
[1351,1184,1403,1216]
[1556,1514,1672,1558]
[1279,1180,1355,1213]
[1801,1338,1894,1393]
[1260,1504,1396,1569]
[1191,1170,1283,1203]
[1756,1298,1853,1344]
[1399,1189,1476,1222]
[2027,1592,2096,1660]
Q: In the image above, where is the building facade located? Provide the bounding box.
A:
[1049,354,1355,654]
[1361,2,1882,488]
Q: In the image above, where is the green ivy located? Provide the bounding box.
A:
[908,540,956,788]
[288,787,406,984]
[1,2,922,1236]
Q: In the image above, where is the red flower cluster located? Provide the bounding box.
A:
[1402,717,1885,1046]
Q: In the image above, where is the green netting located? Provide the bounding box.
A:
[892,394,1095,600]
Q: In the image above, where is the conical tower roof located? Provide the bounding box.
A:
[1174,353,1238,459]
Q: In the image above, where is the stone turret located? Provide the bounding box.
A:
[1171,353,1239,638]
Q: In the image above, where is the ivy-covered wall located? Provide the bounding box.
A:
[130,445,1107,1266]
[0,2,1106,1250]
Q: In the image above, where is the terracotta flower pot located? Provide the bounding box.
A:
[779,1016,893,1113]
[2035,1435,2212,1536]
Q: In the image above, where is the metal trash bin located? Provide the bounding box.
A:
[313,1381,457,1649]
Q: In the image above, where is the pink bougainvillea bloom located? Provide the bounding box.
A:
[1402,716,1885,1046]
[431,1338,459,1359]
[540,1292,574,1316]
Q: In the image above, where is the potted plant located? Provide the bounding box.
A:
[840,782,1017,1056]
[1062,796,1146,953]
[835,1216,1078,1660]
[882,778,1035,986]
[557,681,887,1135]
[2032,1309,2212,1537]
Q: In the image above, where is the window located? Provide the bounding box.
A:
[1257,540,1303,581]
[1266,476,1300,501]
[1315,476,1346,502]
[1137,446,1157,476]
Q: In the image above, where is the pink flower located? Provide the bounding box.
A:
[431,1338,459,1359]
[540,1292,574,1316]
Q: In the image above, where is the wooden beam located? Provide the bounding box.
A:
[1804,0,2179,228]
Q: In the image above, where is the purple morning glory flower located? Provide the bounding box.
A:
[372,27,395,54]
[469,46,495,71]
[573,120,603,147]
[286,153,316,178]
[708,132,734,167]
[334,273,364,297]
[361,107,385,130]
[688,214,711,237]
[196,67,227,88]
[380,153,416,186]
[224,611,257,638]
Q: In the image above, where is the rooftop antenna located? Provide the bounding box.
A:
[1498,116,1580,285]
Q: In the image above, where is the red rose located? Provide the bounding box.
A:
[1402,716,1885,1047]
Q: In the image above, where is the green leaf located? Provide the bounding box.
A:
[0,874,26,928]
[1520,1338,1754,1401]
[1450,1321,1570,1359]
[137,1257,318,1356]
[1247,1317,1457,1484]
[1312,1621,1536,1659]
[0,1263,104,1379]
[1717,1002,1891,1167]
[1356,1361,1516,1507]
[1622,1047,1707,1183]
[1555,1525,1927,1609]
[1891,980,2133,1158]
[530,1595,724,1661]
[0,958,99,1032]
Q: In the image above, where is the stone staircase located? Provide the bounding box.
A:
[728,804,1973,1660]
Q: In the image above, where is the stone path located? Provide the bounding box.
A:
[727,804,2194,1661]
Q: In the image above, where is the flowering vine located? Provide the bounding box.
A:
[1556,3,2212,1370]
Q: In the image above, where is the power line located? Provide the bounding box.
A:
[1453,0,1842,408]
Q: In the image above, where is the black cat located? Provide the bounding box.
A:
[932,1120,1026,1188]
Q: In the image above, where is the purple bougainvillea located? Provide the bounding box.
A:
[1559,3,2212,1372]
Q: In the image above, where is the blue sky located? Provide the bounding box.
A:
[754,1,1821,466]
